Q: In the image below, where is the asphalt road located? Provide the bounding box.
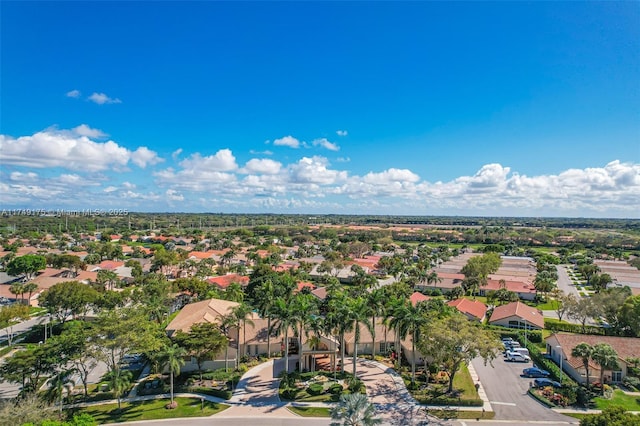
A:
[472,356,574,423]
[555,265,579,298]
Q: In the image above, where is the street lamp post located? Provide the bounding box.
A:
[556,345,563,385]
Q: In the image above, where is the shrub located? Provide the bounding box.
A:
[623,376,640,391]
[328,383,343,395]
[281,388,298,400]
[307,383,324,396]
[348,379,363,393]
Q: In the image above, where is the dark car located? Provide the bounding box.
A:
[523,367,550,378]
[534,378,561,388]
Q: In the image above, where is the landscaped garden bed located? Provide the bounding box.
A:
[279,370,365,402]
[402,364,483,407]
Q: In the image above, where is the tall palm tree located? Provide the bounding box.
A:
[390,301,430,383]
[218,312,236,372]
[330,393,382,426]
[591,343,619,394]
[230,303,255,365]
[347,297,373,377]
[292,293,318,364]
[271,297,296,374]
[9,282,25,304]
[161,343,186,405]
[571,343,594,388]
[253,279,276,357]
[367,288,386,360]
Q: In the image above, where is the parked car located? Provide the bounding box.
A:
[523,367,550,378]
[533,378,561,388]
[506,351,530,362]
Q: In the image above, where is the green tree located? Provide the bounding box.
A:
[367,288,387,360]
[253,279,276,358]
[417,312,502,393]
[6,254,46,280]
[330,393,382,426]
[271,297,296,374]
[50,321,97,398]
[590,273,613,293]
[0,343,58,394]
[230,303,255,362]
[160,343,187,406]
[44,368,76,414]
[174,322,227,380]
[89,307,163,409]
[9,282,25,303]
[620,295,640,337]
[39,281,99,323]
[591,343,619,393]
[0,303,30,346]
[346,297,373,377]
[571,343,594,388]
[96,269,119,291]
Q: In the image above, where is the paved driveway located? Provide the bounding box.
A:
[556,265,579,298]
[472,356,574,422]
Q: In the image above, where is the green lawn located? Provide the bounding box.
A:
[288,406,331,417]
[406,363,482,406]
[425,408,495,420]
[594,390,640,411]
[72,397,229,423]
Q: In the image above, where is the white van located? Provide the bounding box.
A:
[513,348,530,357]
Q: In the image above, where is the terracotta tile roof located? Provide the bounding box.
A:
[548,333,640,371]
[311,286,327,300]
[165,297,242,334]
[489,301,545,329]
[410,292,431,306]
[296,281,317,293]
[189,251,216,260]
[483,279,536,294]
[207,274,249,289]
[447,298,487,320]
[436,272,466,280]
[98,260,125,270]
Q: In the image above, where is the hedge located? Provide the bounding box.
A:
[414,396,484,407]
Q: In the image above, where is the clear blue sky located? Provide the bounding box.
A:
[1,1,639,217]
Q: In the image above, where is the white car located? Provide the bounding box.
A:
[505,351,530,362]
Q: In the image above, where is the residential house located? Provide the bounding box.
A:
[546,333,640,384]
[489,301,545,330]
[447,298,487,322]
[207,273,250,290]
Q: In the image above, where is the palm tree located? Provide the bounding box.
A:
[218,313,236,372]
[367,288,386,360]
[161,343,186,406]
[45,368,76,414]
[109,369,133,411]
[390,301,430,383]
[97,269,119,291]
[426,270,442,289]
[23,282,38,304]
[230,303,255,365]
[253,279,276,357]
[330,393,382,426]
[271,297,296,374]
[224,282,245,303]
[292,293,318,365]
[571,343,594,388]
[347,297,373,377]
[591,343,619,394]
[9,282,25,304]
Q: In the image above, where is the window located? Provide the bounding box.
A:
[612,371,622,383]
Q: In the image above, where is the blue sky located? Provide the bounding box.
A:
[1,1,639,217]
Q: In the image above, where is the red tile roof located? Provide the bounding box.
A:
[410,292,431,306]
[447,298,487,321]
[207,274,249,289]
[489,301,545,329]
[98,260,125,270]
[296,281,317,293]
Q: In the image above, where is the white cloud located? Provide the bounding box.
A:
[104,186,118,193]
[88,92,122,104]
[242,158,282,175]
[179,149,238,171]
[288,156,348,185]
[0,127,161,172]
[166,189,184,201]
[312,138,340,151]
[131,147,163,168]
[273,135,300,148]
[72,124,107,138]
[66,89,81,98]
[336,157,351,163]
[336,130,348,136]
[171,148,183,160]
[9,171,38,182]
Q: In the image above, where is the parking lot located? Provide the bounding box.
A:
[472,355,574,422]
